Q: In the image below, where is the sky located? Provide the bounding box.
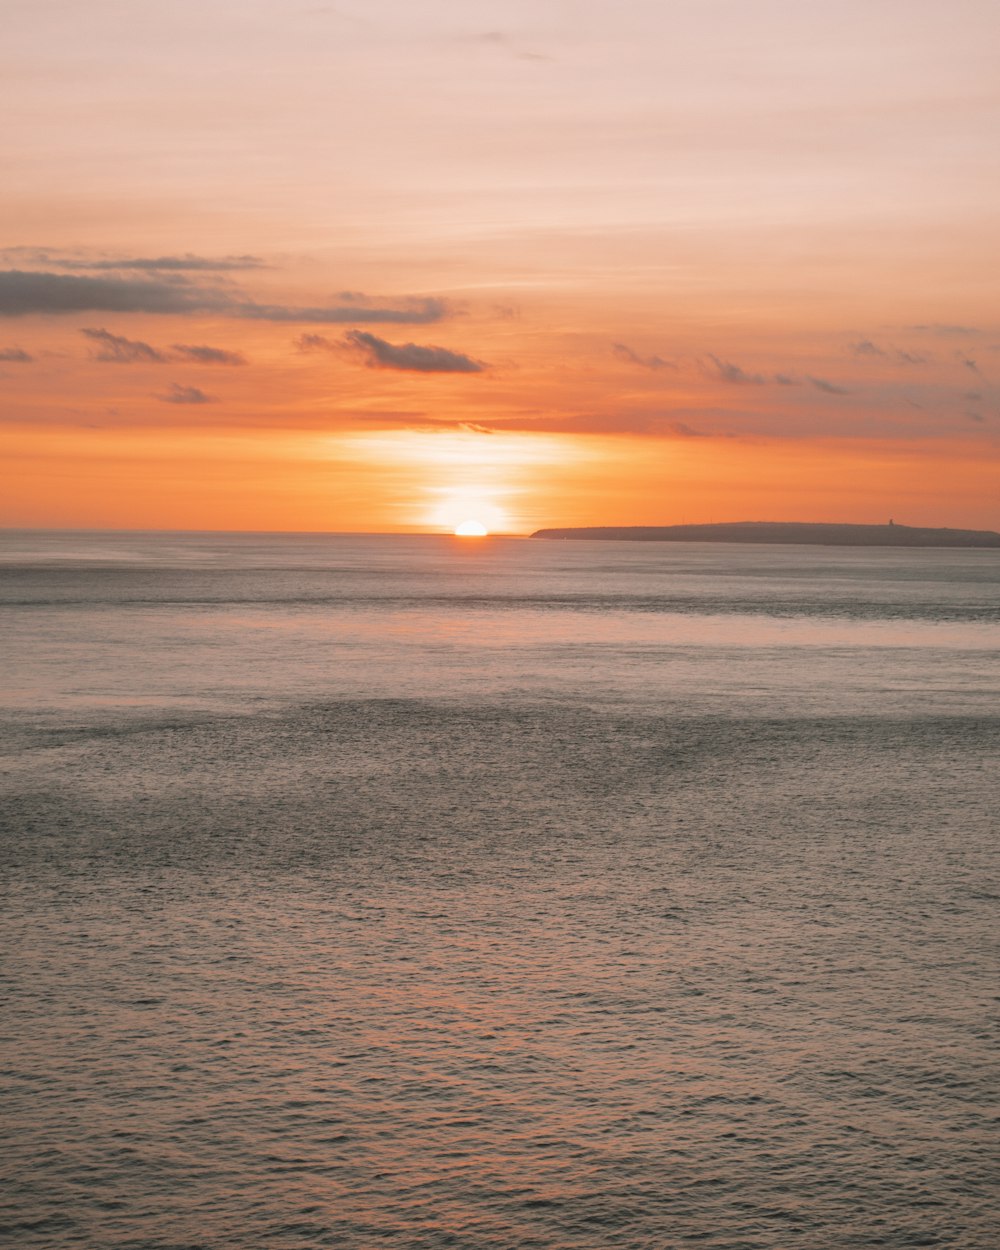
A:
[2,0,999,533]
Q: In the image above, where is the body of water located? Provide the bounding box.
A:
[2,531,998,1248]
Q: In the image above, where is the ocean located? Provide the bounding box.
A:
[2,531,998,1249]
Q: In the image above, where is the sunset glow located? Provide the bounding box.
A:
[5,6,998,1245]
[1,1,997,532]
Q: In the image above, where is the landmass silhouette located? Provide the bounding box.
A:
[531,522,1000,548]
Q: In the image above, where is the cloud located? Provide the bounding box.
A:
[1,271,213,316]
[171,343,246,365]
[850,339,885,357]
[490,410,725,436]
[0,248,266,272]
[350,407,732,437]
[706,357,847,394]
[81,327,167,363]
[295,333,336,352]
[808,376,849,395]
[612,342,675,371]
[0,270,451,325]
[64,254,265,272]
[707,355,767,385]
[238,296,448,324]
[156,383,215,404]
[850,339,929,365]
[908,323,979,336]
[344,330,487,373]
[80,329,245,366]
[0,346,32,361]
[957,353,981,375]
[477,30,550,61]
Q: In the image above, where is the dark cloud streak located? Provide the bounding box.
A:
[295,333,337,352]
[850,339,885,357]
[156,383,215,405]
[237,297,448,324]
[81,327,167,363]
[61,254,265,272]
[808,376,849,395]
[172,343,246,365]
[344,330,486,373]
[612,342,675,371]
[909,323,979,336]
[707,355,767,385]
[0,248,265,272]
[1,271,210,316]
[0,270,450,325]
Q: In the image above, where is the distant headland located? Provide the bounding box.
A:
[531,522,1000,548]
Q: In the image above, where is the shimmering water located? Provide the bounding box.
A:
[2,531,998,1248]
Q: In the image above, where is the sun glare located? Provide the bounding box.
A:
[454,519,489,537]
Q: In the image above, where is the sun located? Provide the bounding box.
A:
[454,519,489,537]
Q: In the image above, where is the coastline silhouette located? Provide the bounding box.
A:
[532,521,1000,547]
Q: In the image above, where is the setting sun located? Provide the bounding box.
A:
[454,520,488,537]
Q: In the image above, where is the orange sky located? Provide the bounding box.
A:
[2,0,999,533]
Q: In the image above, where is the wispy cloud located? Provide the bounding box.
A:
[850,339,929,365]
[344,330,487,373]
[707,355,767,385]
[477,30,550,61]
[486,410,726,436]
[81,327,167,363]
[351,409,727,437]
[156,383,216,405]
[0,346,32,361]
[706,355,848,394]
[908,323,979,336]
[64,254,264,272]
[238,297,448,324]
[295,333,336,352]
[612,342,675,371]
[808,376,849,395]
[850,339,885,357]
[171,343,246,365]
[1,248,266,272]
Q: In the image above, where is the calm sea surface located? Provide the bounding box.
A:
[2,531,998,1249]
